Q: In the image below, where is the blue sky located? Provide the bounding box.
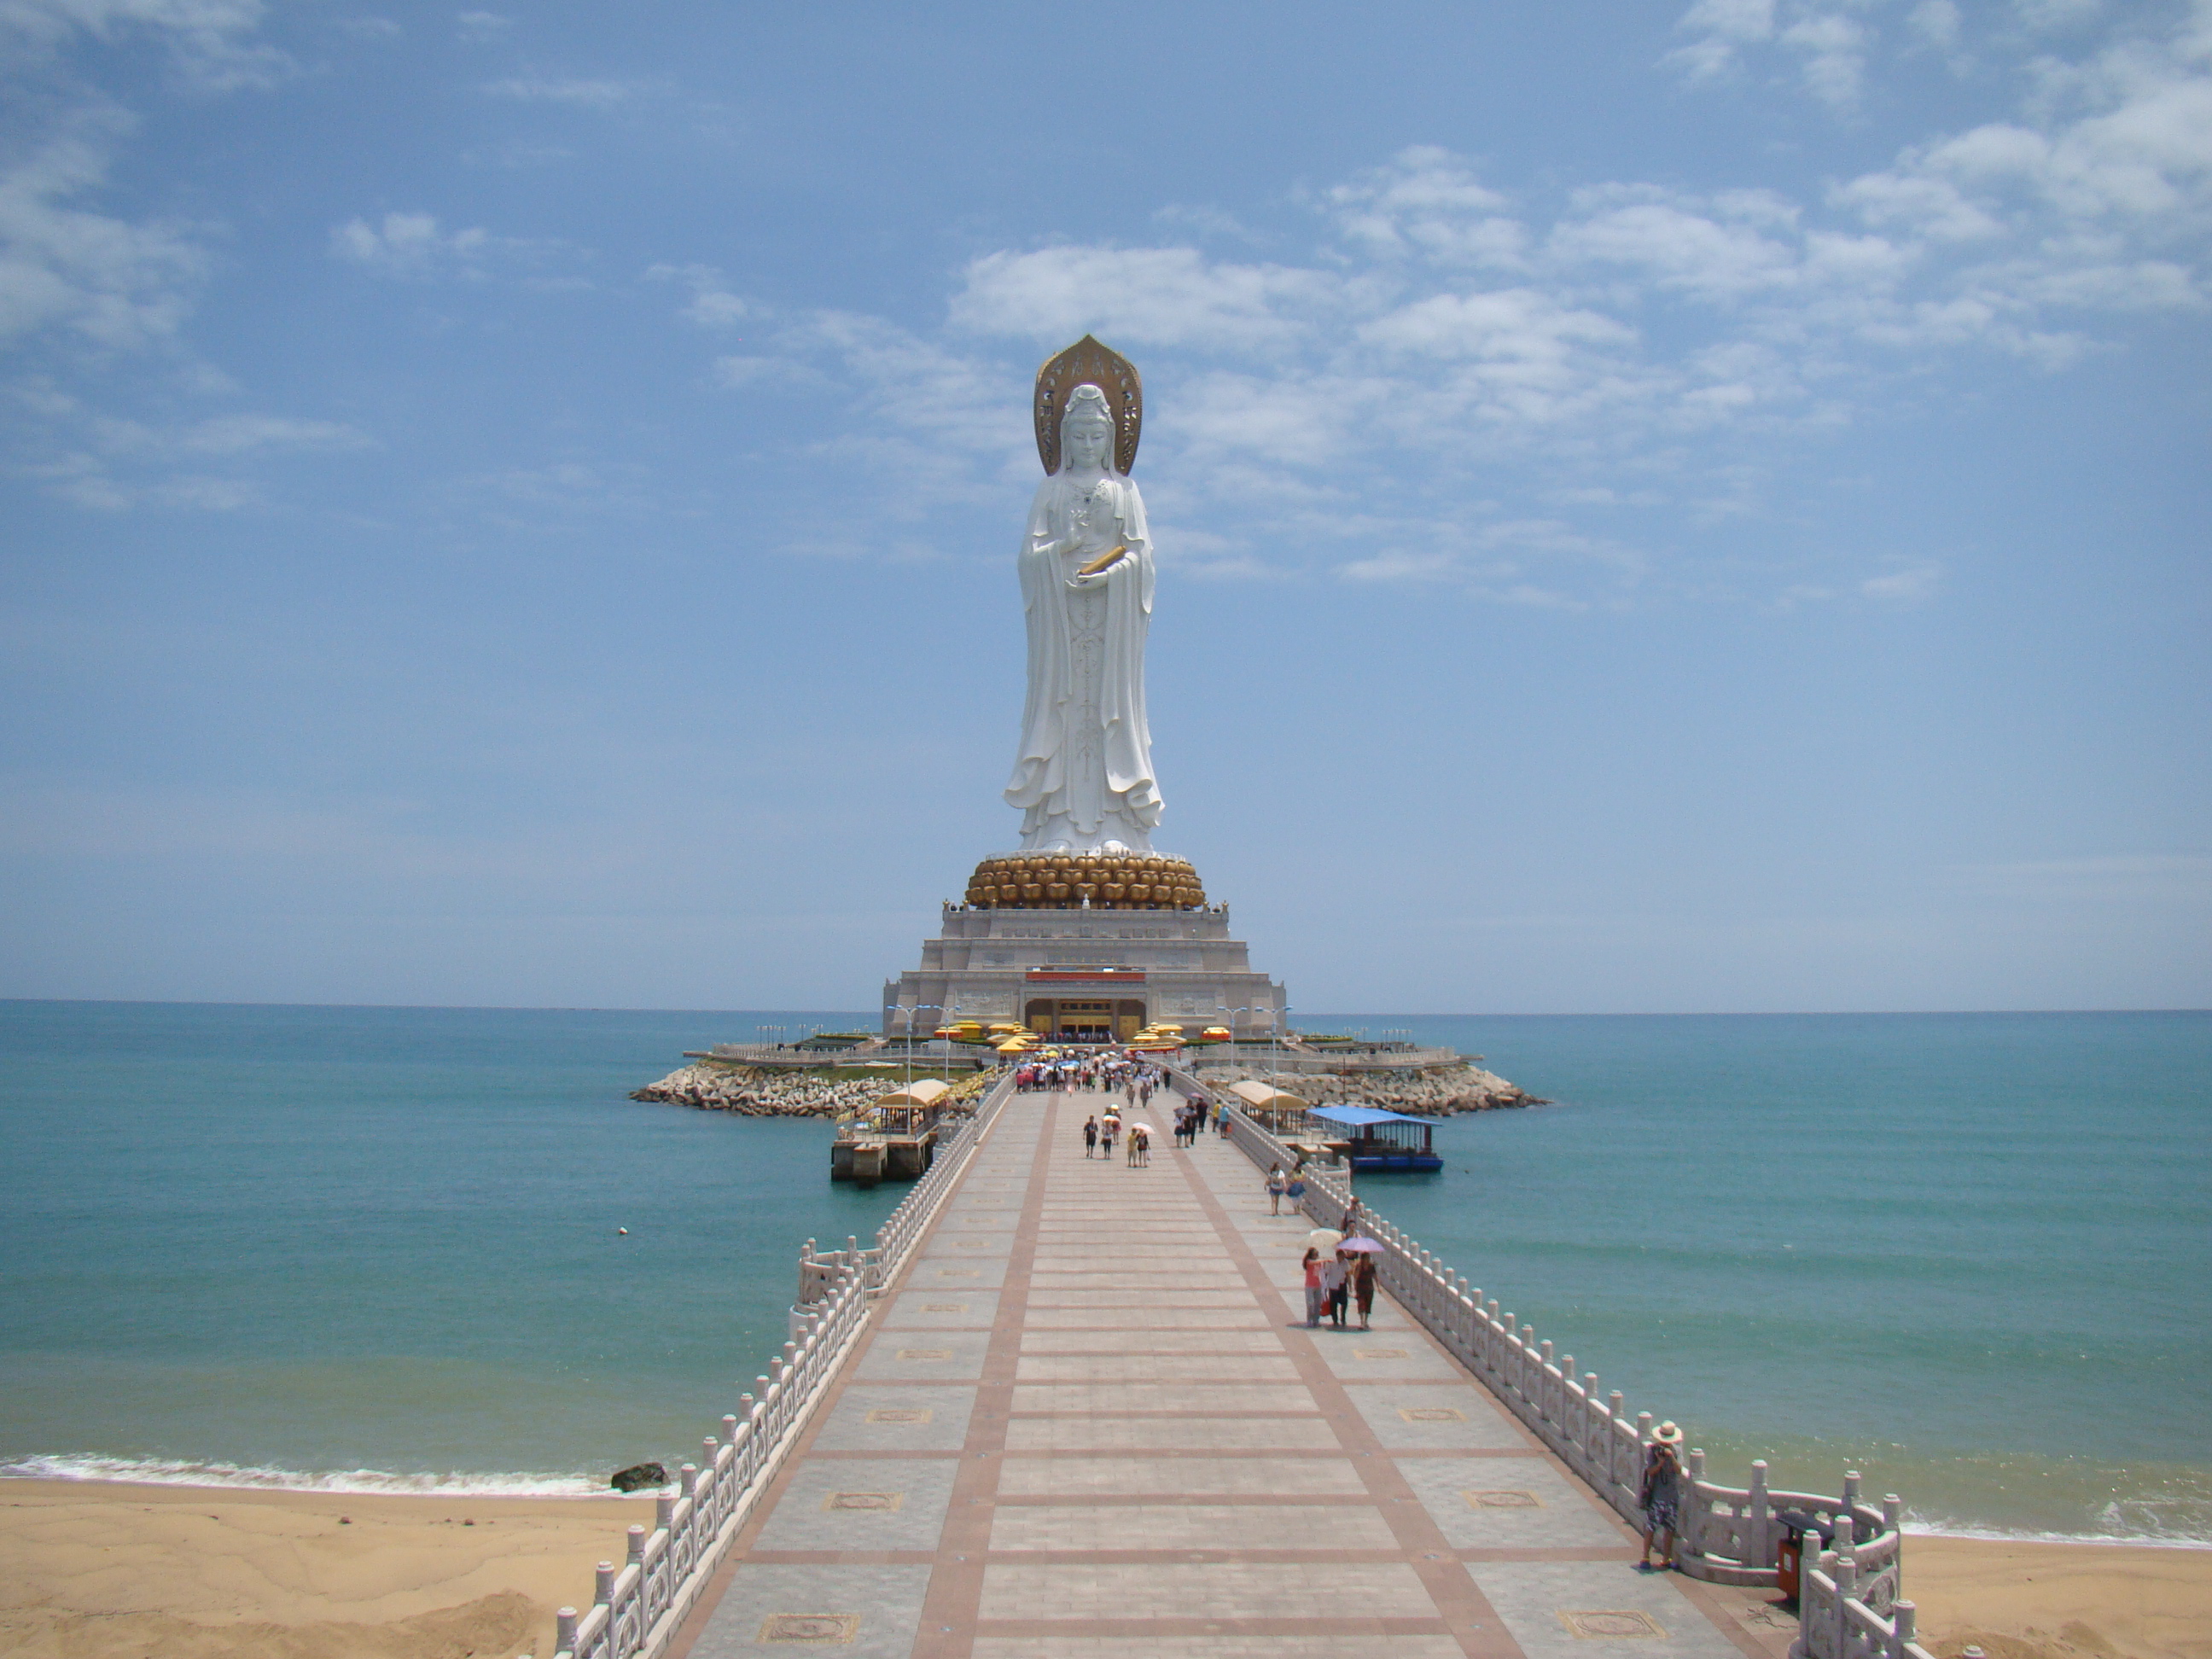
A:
[1,0,2206,1014]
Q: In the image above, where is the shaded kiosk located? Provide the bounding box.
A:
[1306,1103,1443,1173]
[831,1079,950,1185]
[1227,1079,1312,1135]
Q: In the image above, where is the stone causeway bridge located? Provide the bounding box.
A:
[538,1074,1936,1659]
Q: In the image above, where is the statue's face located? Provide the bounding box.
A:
[1066,410,1113,469]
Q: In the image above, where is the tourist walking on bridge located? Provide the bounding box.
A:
[1266,1165,1286,1214]
[1639,1422,1685,1570]
[1348,1250,1377,1330]
[1082,1115,1097,1158]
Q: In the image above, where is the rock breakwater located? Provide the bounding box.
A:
[1195,1062,1543,1115]
[632,1063,923,1119]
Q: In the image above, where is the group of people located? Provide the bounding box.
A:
[1298,1228,1379,1330]
[1016,1052,1169,1099]
[1080,1108,1153,1164]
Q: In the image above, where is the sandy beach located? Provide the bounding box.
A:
[1906,1535,2212,1659]
[5,1481,2209,1659]
[0,1479,655,1658]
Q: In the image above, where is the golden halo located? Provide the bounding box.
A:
[1034,335,1142,476]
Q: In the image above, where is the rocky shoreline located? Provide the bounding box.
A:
[633,1057,1541,1119]
[1191,1061,1545,1115]
[631,1063,938,1119]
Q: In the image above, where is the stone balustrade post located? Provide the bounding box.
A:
[656,1489,675,1533]
[1637,1411,1654,1444]
[1842,1469,1862,1513]
[1892,1600,1917,1659]
[594,1562,614,1606]
[556,1607,578,1651]
[1836,1506,1856,1553]
[1883,1493,1902,1535]
[1749,1459,1772,1568]
[627,1522,647,1566]
[681,1460,699,1499]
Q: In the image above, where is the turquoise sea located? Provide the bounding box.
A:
[1,1001,2206,1545]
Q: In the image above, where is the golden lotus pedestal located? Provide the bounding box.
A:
[963,852,1206,912]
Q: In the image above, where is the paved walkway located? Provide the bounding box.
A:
[670,1092,1796,1659]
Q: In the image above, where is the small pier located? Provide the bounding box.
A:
[544,1083,1935,1659]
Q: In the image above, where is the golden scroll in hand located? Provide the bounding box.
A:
[1076,544,1127,578]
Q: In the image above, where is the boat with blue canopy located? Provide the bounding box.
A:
[1305,1103,1443,1173]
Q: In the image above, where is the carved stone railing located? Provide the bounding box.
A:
[540,1072,1020,1659]
[1199,1092,1933,1659]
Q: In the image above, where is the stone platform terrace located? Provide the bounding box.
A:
[667,1092,1796,1659]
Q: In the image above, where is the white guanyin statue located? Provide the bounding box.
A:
[1004,340,1162,853]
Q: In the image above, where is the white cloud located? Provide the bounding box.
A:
[0,0,288,88]
[456,9,509,40]
[1908,0,1963,56]
[329,212,488,277]
[646,262,748,327]
[951,244,1337,349]
[1665,0,1778,81]
[1550,189,1804,300]
[0,117,206,348]
[652,9,2212,611]
[1326,147,1524,267]
[1860,562,1941,601]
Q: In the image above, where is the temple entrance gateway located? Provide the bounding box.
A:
[1023,997,1146,1042]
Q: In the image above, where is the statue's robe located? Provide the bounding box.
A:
[1004,469,1162,848]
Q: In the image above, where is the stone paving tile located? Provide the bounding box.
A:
[1002,1414,1346,1452]
[1021,1306,1273,1329]
[807,1384,977,1453]
[1309,1337,1471,1382]
[686,1563,932,1659]
[996,1455,1369,1497]
[1394,1456,1633,1550]
[1013,1353,1301,1384]
[979,1559,1436,1621]
[1010,1382,1318,1414]
[878,1289,1000,1330]
[1022,1289,1256,1307]
[920,1237,1014,1261]
[990,1500,1398,1552]
[1346,1382,1534,1452]
[1018,1329,1290,1354]
[748,1458,960,1551]
[908,1258,1008,1290]
[1466,1558,1745,1658]
[974,1639,1465,1659]
[852,1328,992,1382]
[1027,1271,1249,1290]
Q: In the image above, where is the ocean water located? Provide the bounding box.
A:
[1,1001,2205,1545]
